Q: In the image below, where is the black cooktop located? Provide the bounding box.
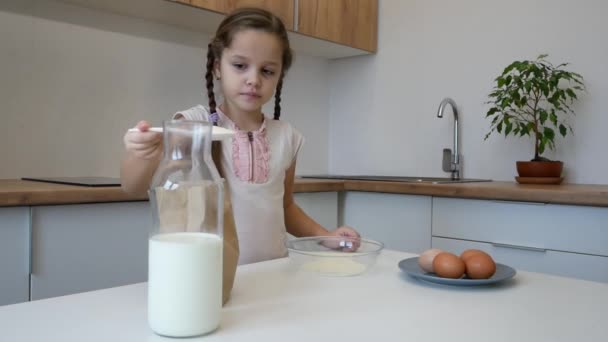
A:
[21,177,122,187]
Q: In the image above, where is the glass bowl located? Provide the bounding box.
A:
[286,236,384,276]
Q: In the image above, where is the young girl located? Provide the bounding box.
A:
[121,8,360,266]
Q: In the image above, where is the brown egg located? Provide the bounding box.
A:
[460,249,489,262]
[464,253,497,279]
[433,252,465,279]
[418,248,444,273]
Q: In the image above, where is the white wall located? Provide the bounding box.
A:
[0,0,329,179]
[329,0,608,184]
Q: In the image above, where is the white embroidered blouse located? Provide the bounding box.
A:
[174,105,304,264]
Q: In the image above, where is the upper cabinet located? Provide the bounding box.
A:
[297,0,377,52]
[58,0,377,58]
[168,0,377,56]
[226,0,295,30]
[181,0,294,30]
[185,0,227,13]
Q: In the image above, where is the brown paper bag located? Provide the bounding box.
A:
[212,141,238,305]
[154,179,239,306]
[220,192,238,305]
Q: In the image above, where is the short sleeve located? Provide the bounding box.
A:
[173,105,210,121]
[290,126,305,164]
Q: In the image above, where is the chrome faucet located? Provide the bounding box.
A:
[437,98,460,180]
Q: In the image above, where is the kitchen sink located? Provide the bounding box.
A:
[300,175,492,184]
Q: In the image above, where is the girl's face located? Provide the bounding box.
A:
[216,29,283,115]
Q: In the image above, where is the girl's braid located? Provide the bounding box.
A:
[273,72,285,120]
[205,43,218,125]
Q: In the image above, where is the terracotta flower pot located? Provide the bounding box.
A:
[516,161,563,178]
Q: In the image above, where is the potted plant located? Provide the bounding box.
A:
[484,54,585,184]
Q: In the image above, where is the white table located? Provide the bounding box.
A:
[0,250,606,341]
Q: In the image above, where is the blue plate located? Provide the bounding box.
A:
[398,257,516,286]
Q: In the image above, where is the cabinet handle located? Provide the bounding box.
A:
[294,0,299,31]
[490,199,547,206]
[492,242,547,253]
[28,207,32,275]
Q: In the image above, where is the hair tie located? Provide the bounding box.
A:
[209,111,219,126]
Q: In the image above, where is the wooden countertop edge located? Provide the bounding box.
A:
[0,179,345,207]
[1,179,608,207]
[0,189,148,207]
[344,180,608,207]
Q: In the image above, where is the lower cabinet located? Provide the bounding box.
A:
[24,193,337,301]
[340,192,431,253]
[432,197,608,283]
[290,192,338,241]
[294,192,338,231]
[432,237,608,283]
[0,207,30,306]
[30,202,150,300]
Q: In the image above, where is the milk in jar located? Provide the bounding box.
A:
[148,232,223,337]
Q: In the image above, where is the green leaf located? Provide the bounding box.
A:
[540,83,549,96]
[497,77,506,87]
[539,110,548,124]
[527,122,535,132]
[497,121,503,133]
[538,140,546,155]
[486,107,499,117]
[510,90,521,102]
[550,111,558,125]
[505,122,513,135]
[543,127,555,141]
[566,88,577,99]
[519,96,528,107]
[559,124,567,136]
[503,61,519,75]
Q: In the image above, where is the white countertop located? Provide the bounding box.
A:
[1,250,606,341]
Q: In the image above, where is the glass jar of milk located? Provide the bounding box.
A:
[148,120,224,337]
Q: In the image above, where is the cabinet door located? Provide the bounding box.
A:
[0,207,30,306]
[30,202,150,300]
[183,0,295,29]
[174,0,227,13]
[297,0,377,51]
[432,237,608,283]
[294,192,338,232]
[226,0,294,30]
[432,197,608,257]
[341,192,431,253]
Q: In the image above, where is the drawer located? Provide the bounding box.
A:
[432,237,608,283]
[432,197,608,256]
[342,192,432,253]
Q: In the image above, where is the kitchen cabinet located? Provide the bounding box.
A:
[30,202,150,300]
[168,0,377,54]
[23,192,335,301]
[432,197,608,283]
[0,207,30,306]
[340,192,431,253]
[58,0,376,58]
[182,0,226,13]
[180,0,379,49]
[297,0,378,52]
[180,0,294,29]
[294,192,338,231]
[227,0,295,30]
[432,237,608,283]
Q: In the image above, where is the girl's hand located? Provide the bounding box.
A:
[124,120,163,160]
[327,226,361,252]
